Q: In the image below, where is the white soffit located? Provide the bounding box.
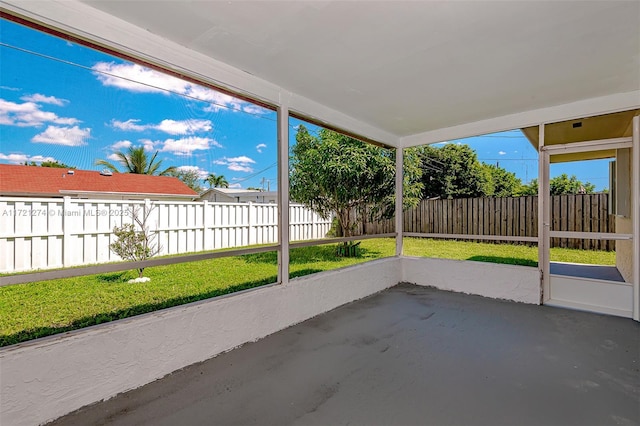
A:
[4,1,640,144]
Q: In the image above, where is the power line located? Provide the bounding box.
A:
[0,41,276,121]
[231,162,278,183]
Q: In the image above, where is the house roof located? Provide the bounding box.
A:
[206,188,276,196]
[0,164,198,198]
[200,188,277,199]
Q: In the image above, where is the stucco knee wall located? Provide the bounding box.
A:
[0,257,400,426]
[401,256,540,304]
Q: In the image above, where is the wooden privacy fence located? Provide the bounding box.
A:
[0,197,332,273]
[363,194,615,251]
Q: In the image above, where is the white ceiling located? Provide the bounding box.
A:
[9,1,640,142]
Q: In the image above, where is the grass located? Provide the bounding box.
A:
[403,238,616,267]
[0,238,615,347]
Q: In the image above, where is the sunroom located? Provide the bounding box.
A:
[0,1,638,425]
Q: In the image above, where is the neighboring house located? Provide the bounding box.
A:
[198,188,278,203]
[0,164,198,200]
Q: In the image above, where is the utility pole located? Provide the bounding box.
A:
[260,177,271,191]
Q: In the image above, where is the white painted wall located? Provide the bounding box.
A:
[0,197,331,273]
[548,275,633,318]
[0,258,400,426]
[401,256,540,304]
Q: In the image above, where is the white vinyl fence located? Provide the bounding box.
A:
[0,197,332,273]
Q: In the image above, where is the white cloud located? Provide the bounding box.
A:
[214,155,256,173]
[0,86,21,92]
[140,139,158,152]
[0,99,79,127]
[93,62,265,114]
[0,153,57,164]
[107,153,122,161]
[110,140,132,150]
[160,136,220,156]
[498,151,507,155]
[176,165,208,179]
[256,143,267,153]
[228,183,242,189]
[156,119,212,135]
[20,93,68,106]
[241,104,270,115]
[31,125,90,146]
[228,164,252,172]
[92,62,186,94]
[111,119,147,132]
[111,118,212,135]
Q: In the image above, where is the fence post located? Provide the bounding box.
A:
[202,200,210,251]
[247,202,255,245]
[310,208,315,239]
[62,196,72,267]
[143,198,153,236]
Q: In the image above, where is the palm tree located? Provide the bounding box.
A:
[204,173,229,188]
[95,146,176,176]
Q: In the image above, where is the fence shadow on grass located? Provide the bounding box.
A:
[466,255,537,267]
[0,276,276,348]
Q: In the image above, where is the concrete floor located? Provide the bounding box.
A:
[550,262,626,282]
[51,284,639,426]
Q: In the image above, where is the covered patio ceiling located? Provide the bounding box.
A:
[3,1,639,145]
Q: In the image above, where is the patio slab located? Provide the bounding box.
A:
[550,262,626,282]
[50,283,640,426]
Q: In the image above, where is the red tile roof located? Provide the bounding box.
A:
[0,164,198,198]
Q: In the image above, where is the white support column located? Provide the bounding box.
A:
[277,103,290,285]
[395,147,404,256]
[538,124,550,304]
[632,115,639,321]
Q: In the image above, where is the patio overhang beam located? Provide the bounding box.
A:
[541,137,633,155]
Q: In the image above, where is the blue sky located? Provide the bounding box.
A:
[0,19,609,191]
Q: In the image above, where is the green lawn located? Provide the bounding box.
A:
[403,238,616,267]
[0,238,615,347]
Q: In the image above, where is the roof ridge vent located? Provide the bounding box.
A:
[67,170,74,175]
[100,169,113,176]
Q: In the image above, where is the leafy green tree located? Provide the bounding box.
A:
[95,146,176,176]
[549,173,595,195]
[483,164,523,197]
[417,144,489,199]
[24,160,75,168]
[518,178,539,196]
[290,126,422,248]
[168,169,203,193]
[204,173,229,188]
[518,175,596,196]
